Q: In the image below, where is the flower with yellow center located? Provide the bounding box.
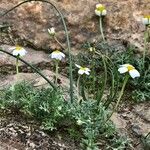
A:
[142,15,150,25]
[118,64,140,78]
[50,50,65,61]
[11,45,27,57]
[75,64,90,75]
[95,4,107,16]
[48,27,55,36]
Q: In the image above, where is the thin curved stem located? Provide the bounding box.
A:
[99,16,105,42]
[54,36,65,50]
[0,48,57,90]
[0,0,73,102]
[98,55,107,105]
[95,51,107,105]
[115,76,129,109]
[77,75,81,102]
[106,75,129,122]
[55,60,59,85]
[16,56,19,74]
[143,30,147,69]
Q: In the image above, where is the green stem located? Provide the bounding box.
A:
[106,75,129,122]
[115,75,129,110]
[54,36,65,50]
[143,30,147,69]
[16,55,19,74]
[91,54,96,95]
[55,60,59,84]
[99,16,105,42]
[77,75,81,102]
[95,51,107,105]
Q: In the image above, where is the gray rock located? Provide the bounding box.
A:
[0,0,150,53]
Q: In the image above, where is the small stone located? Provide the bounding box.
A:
[131,124,143,137]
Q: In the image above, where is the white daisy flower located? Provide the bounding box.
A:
[89,47,95,52]
[11,45,27,57]
[50,50,65,61]
[95,4,107,16]
[77,119,84,125]
[48,27,55,36]
[118,64,140,79]
[142,15,150,25]
[75,64,90,75]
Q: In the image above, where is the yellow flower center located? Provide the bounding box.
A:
[144,15,150,19]
[127,65,135,71]
[96,6,105,12]
[53,50,61,54]
[80,67,86,71]
[16,46,22,51]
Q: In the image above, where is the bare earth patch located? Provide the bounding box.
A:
[0,116,78,150]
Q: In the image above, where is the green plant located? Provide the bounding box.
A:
[66,100,115,149]
[0,81,134,149]
[106,136,132,150]
[141,132,150,150]
[75,43,150,104]
[0,82,65,130]
[1,1,149,150]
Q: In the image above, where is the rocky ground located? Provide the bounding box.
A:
[0,0,150,149]
[0,102,149,150]
[111,103,150,150]
[0,116,78,150]
[0,44,149,150]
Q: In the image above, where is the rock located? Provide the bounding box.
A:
[110,113,127,135]
[133,102,150,122]
[131,122,150,137]
[0,70,70,89]
[0,0,150,53]
[111,106,150,138]
[0,44,51,66]
[131,124,143,137]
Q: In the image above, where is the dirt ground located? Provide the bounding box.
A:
[0,115,79,150]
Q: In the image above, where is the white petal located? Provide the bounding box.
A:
[129,69,140,78]
[102,10,107,16]
[51,51,65,60]
[96,4,103,8]
[19,49,27,56]
[51,53,58,59]
[12,48,27,57]
[60,52,65,58]
[120,64,130,67]
[56,55,63,60]
[13,50,19,56]
[78,69,84,75]
[9,47,16,51]
[52,54,60,60]
[142,18,149,25]
[85,68,90,72]
[48,27,55,35]
[95,10,101,16]
[50,27,55,32]
[75,64,81,68]
[85,71,90,75]
[118,67,128,74]
[51,53,55,58]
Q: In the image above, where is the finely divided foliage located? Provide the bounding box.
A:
[0,1,149,149]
